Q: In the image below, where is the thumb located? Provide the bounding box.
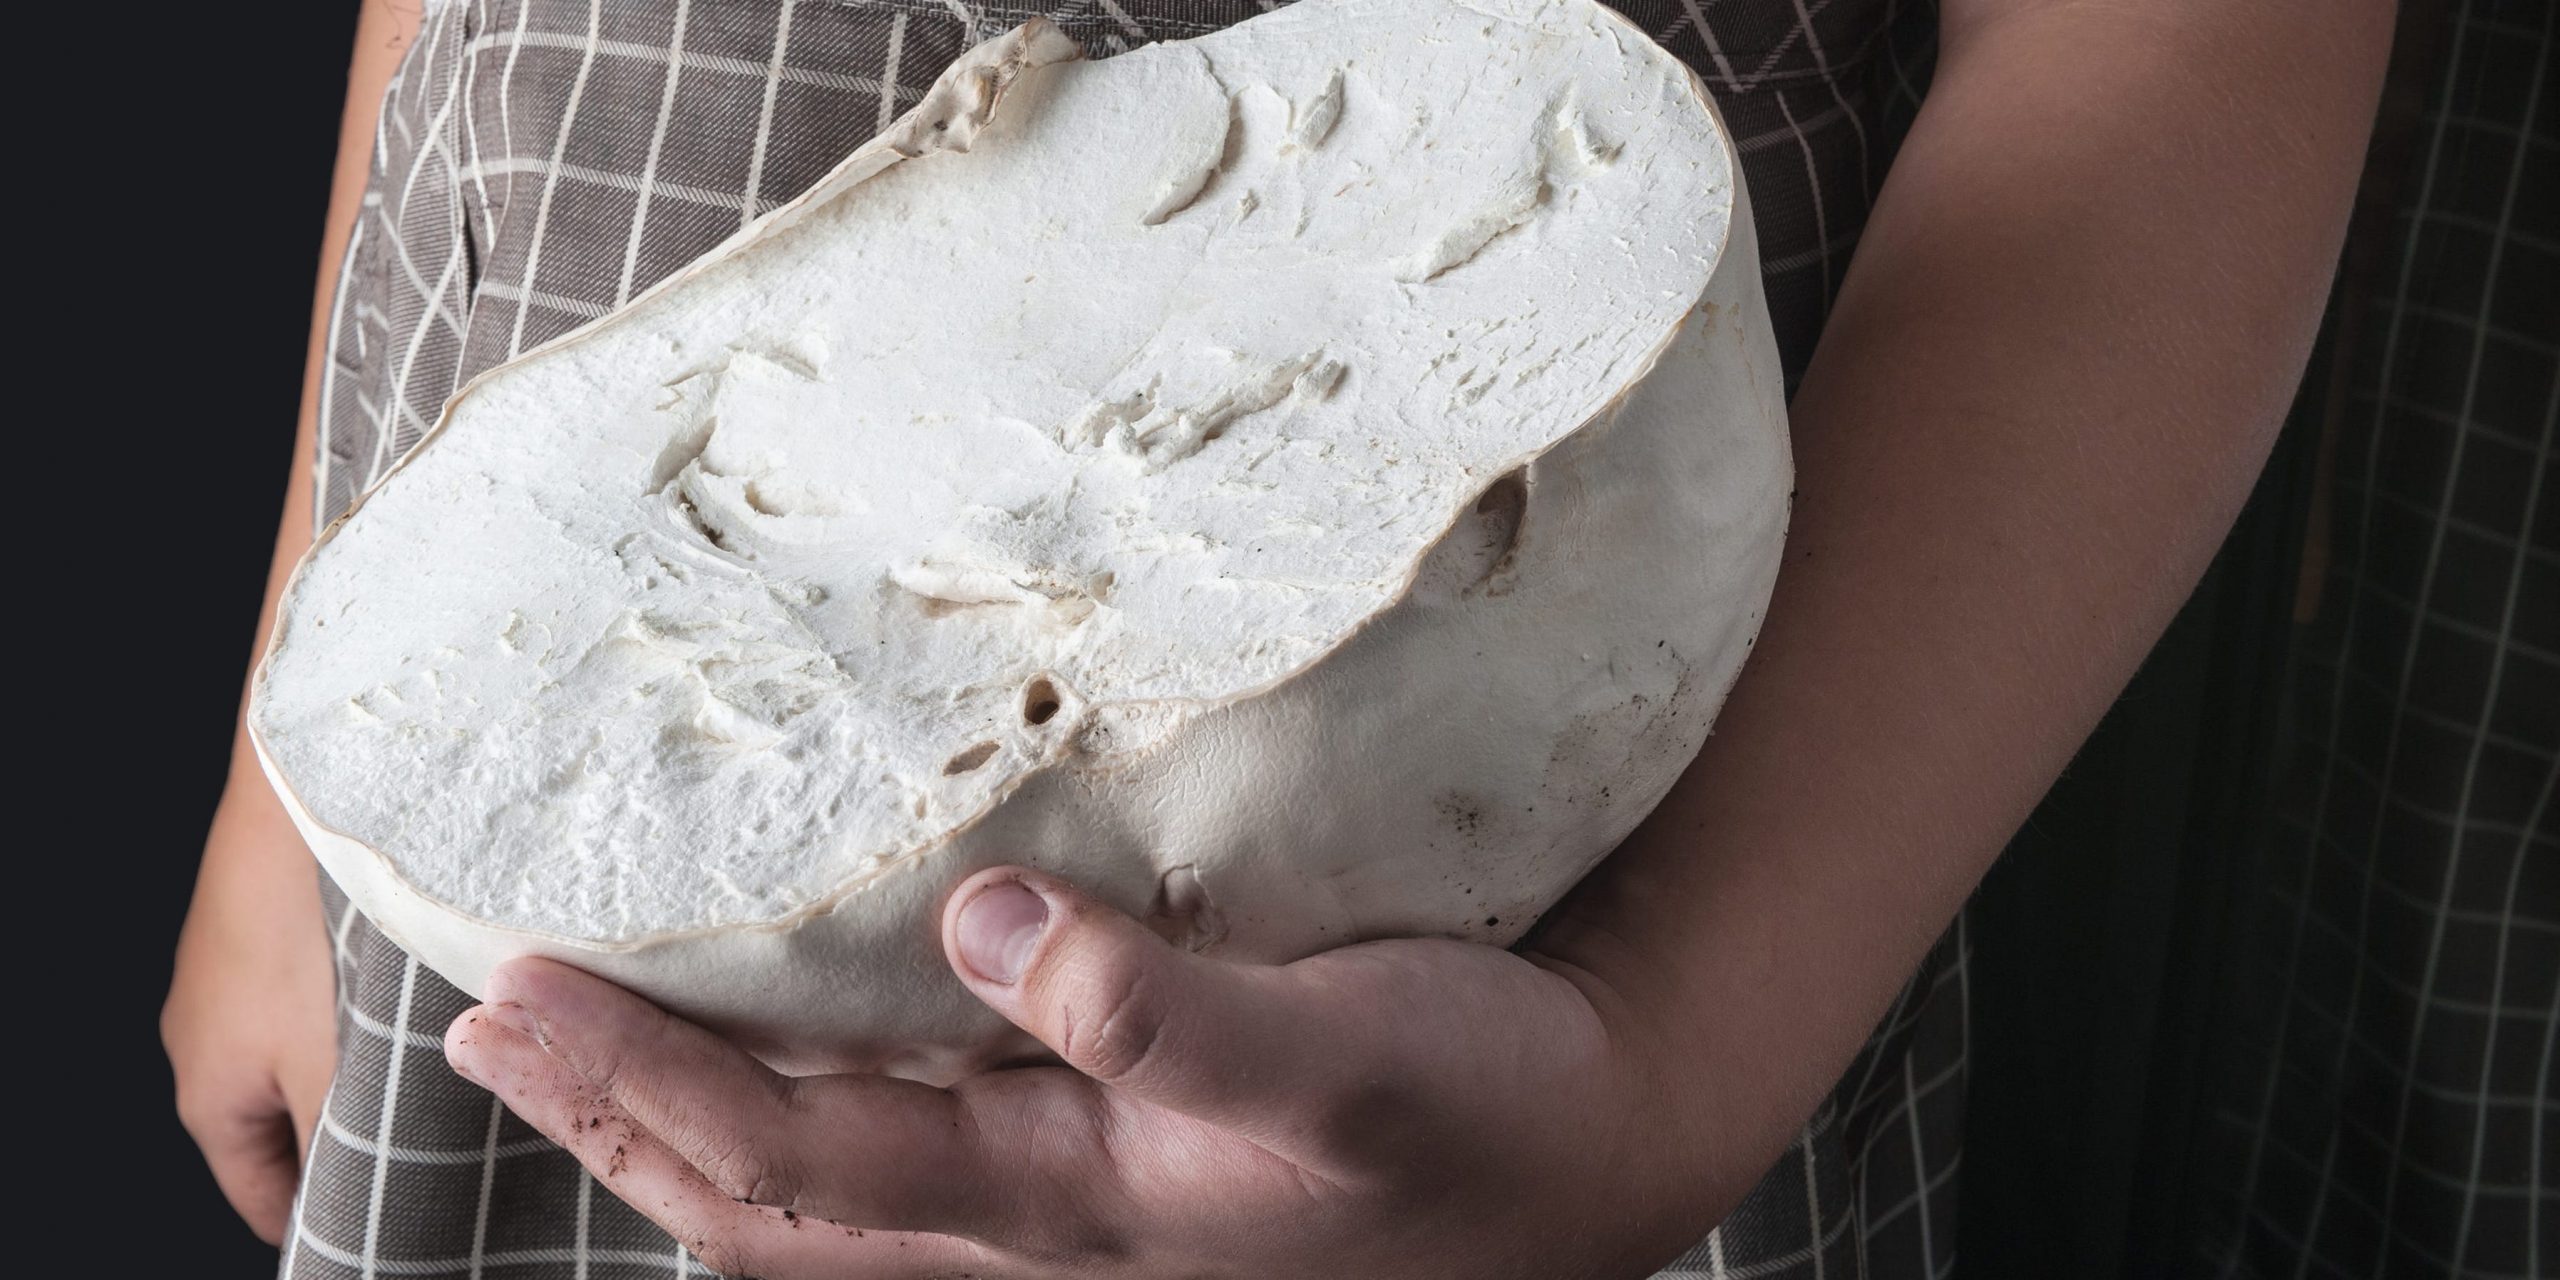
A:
[943,867,1307,1124]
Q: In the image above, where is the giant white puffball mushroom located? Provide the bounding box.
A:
[251,0,1791,1081]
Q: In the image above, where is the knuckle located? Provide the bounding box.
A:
[698,1137,800,1211]
[171,1083,232,1141]
[687,1231,764,1280]
[1062,956,1168,1085]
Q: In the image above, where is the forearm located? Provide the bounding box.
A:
[1539,0,2393,1169]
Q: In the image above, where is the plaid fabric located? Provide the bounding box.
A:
[287,2,1961,1277]
[2189,2,2559,1277]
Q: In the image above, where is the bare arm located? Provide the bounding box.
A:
[1538,0,2397,1193]
[162,0,419,1244]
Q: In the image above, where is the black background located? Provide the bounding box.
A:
[41,4,361,1275]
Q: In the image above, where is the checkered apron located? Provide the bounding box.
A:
[286,3,1963,1276]
[2185,2,2558,1275]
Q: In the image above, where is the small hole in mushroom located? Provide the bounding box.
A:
[1022,677,1062,726]
[943,741,999,775]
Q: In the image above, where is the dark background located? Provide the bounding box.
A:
[40,4,362,1276]
[38,6,2322,1278]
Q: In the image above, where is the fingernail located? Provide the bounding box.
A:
[957,881,1049,985]
[480,1001,548,1046]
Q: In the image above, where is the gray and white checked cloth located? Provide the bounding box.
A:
[2184,1,2558,1275]
[287,2,1963,1277]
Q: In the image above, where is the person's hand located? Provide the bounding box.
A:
[443,866,1753,1279]
[164,786,339,1245]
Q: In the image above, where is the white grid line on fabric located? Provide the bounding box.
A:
[456,157,789,221]
[335,899,363,992]
[1845,1043,1963,1277]
[350,190,389,371]
[1760,226,1866,276]
[2256,928,2560,1103]
[325,1110,562,1166]
[877,10,909,133]
[462,0,501,270]
[281,1079,336,1280]
[294,1231,720,1279]
[468,1097,502,1280]
[363,957,427,1280]
[2339,483,2560,579]
[1664,1195,1862,1280]
[461,27,911,101]
[1801,1123,1828,1280]
[374,7,477,452]
[617,0,697,307]
[2392,206,2560,257]
[367,206,469,358]
[2286,719,2559,836]
[2355,389,2560,458]
[2430,234,2557,1246]
[1735,95,1856,154]
[1787,0,1869,190]
[367,161,468,335]
[350,391,390,448]
[1877,0,1928,130]
[2396,303,2560,358]
[389,7,469,286]
[2241,1191,2545,1280]
[2278,830,2560,986]
[495,0,535,326]
[2531,957,2556,1277]
[477,278,617,322]
[1890,1056,1947,1262]
[505,0,606,360]
[2293,653,2559,765]
[574,1167,595,1278]
[2272,839,2560,954]
[347,999,450,1051]
[1841,955,1967,1124]
[741,0,801,228]
[1093,0,1151,42]
[314,217,369,520]
[2250,1055,2556,1205]
[2217,0,2479,1262]
[390,383,440,446]
[1674,0,1745,95]
[2241,1111,2557,1262]
[2259,964,2560,1112]
[2324,574,2560,666]
[2456,757,2559,1263]
[1861,1053,1966,1144]
[1738,0,1841,89]
[1859,1149,1961,1245]
[382,60,413,155]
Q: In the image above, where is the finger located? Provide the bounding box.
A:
[463,960,1012,1238]
[445,1007,1006,1279]
[942,868,1365,1147]
[178,1086,300,1246]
